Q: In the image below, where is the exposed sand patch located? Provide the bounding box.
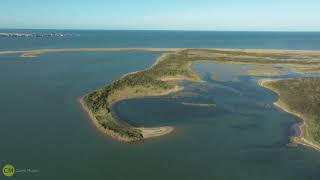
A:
[137,127,174,139]
[81,97,174,142]
[2,47,320,59]
[0,48,181,58]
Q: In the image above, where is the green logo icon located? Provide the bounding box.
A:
[2,164,15,177]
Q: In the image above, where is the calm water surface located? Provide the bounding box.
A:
[114,63,320,180]
[1,30,320,50]
[1,31,320,180]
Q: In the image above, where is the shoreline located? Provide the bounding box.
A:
[79,50,202,142]
[79,98,134,142]
[0,48,181,58]
[258,79,320,151]
[79,53,187,142]
[77,48,320,143]
[1,47,320,58]
[80,50,195,143]
[80,97,174,142]
[10,48,319,143]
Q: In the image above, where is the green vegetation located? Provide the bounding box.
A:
[262,78,320,148]
[82,52,190,142]
[81,49,320,142]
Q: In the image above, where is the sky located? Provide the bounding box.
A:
[0,0,319,31]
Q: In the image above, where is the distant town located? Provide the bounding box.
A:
[0,32,75,38]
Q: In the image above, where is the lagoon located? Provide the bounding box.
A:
[1,52,320,179]
[1,31,320,179]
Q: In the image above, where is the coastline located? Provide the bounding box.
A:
[0,48,181,58]
[258,79,320,151]
[6,48,320,143]
[80,53,194,141]
[79,50,200,142]
[79,49,207,142]
[1,47,320,58]
[79,98,135,142]
[80,97,174,142]
[73,48,320,143]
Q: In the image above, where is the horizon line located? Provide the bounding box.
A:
[0,28,319,33]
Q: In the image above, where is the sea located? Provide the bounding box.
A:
[1,30,320,180]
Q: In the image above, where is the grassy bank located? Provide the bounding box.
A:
[260,78,320,151]
[80,49,320,142]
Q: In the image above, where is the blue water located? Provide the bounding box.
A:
[114,63,320,180]
[1,30,320,50]
[1,31,320,180]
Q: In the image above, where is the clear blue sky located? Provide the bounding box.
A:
[0,0,319,31]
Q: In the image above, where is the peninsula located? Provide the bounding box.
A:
[1,48,320,144]
[260,78,320,151]
[78,48,320,143]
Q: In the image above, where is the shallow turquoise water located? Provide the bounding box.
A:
[1,50,320,179]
